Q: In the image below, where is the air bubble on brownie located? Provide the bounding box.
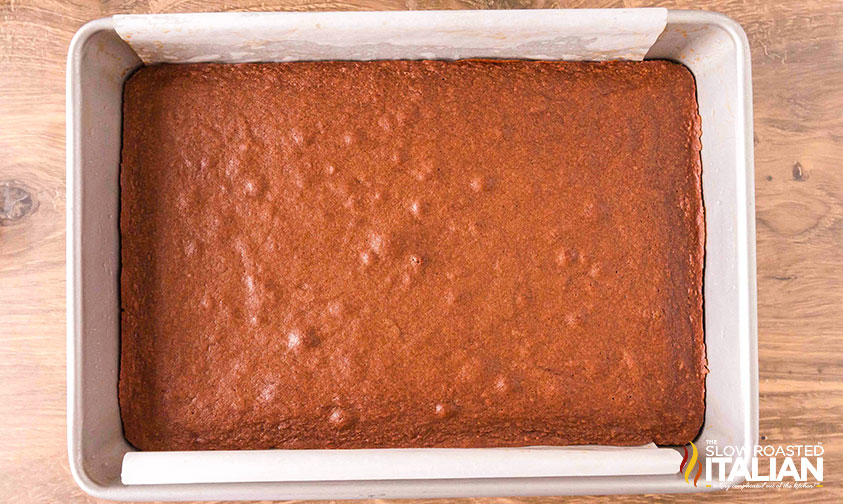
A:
[409,254,423,267]
[328,408,356,429]
[494,375,511,393]
[383,318,401,339]
[390,150,405,165]
[409,200,421,218]
[621,350,637,370]
[378,115,391,131]
[342,132,354,145]
[367,232,385,255]
[343,195,357,210]
[286,329,303,350]
[326,300,344,318]
[290,127,304,146]
[557,248,583,266]
[244,180,257,196]
[469,174,494,193]
[287,327,319,351]
[325,163,336,175]
[258,383,277,402]
[469,176,484,193]
[555,250,567,266]
[514,289,530,309]
[434,402,457,419]
[360,251,373,266]
[291,168,306,189]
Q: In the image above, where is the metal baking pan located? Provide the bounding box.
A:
[66,9,757,500]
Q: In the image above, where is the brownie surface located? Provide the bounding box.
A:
[120,60,705,451]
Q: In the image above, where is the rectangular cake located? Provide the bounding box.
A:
[119,60,705,451]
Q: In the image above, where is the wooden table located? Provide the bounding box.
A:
[1,0,840,502]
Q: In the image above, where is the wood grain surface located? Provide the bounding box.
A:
[0,0,841,502]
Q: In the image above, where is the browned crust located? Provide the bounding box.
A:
[120,60,705,451]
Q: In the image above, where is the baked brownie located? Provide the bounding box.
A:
[119,60,705,451]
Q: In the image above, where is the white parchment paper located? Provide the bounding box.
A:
[122,444,682,485]
[114,9,667,64]
[113,9,679,486]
